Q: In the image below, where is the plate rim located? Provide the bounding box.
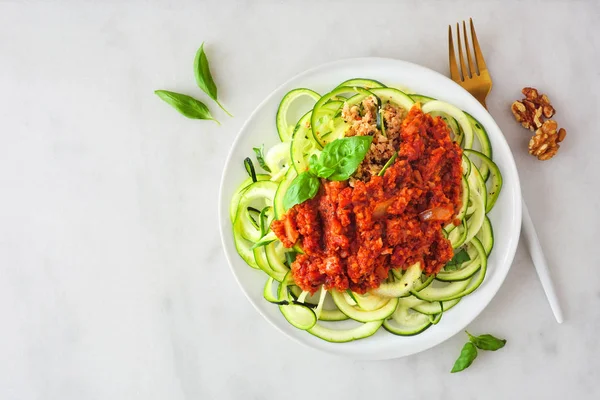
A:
[218,57,522,360]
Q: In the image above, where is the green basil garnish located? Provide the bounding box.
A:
[451,342,478,373]
[308,154,335,179]
[450,331,507,373]
[283,136,373,211]
[283,171,320,210]
[253,144,271,173]
[452,249,471,264]
[314,136,373,181]
[154,90,219,123]
[466,332,507,351]
[444,248,471,271]
[194,42,232,117]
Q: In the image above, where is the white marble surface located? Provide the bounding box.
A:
[1,0,599,399]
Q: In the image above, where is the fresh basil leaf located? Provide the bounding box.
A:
[154,90,219,123]
[309,154,335,179]
[452,249,471,264]
[466,332,507,351]
[244,157,257,182]
[451,342,478,373]
[194,42,233,117]
[444,264,459,271]
[253,144,271,173]
[444,248,471,271]
[316,136,373,181]
[283,171,320,210]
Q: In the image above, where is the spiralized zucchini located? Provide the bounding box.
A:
[231,79,502,342]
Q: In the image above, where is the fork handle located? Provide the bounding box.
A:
[521,199,564,323]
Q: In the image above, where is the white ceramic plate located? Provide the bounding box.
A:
[218,58,522,360]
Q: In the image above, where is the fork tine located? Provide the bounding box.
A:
[470,18,487,72]
[456,23,468,80]
[448,25,460,81]
[463,20,476,76]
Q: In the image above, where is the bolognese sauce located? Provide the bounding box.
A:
[271,104,463,294]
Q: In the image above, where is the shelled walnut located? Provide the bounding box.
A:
[522,87,555,119]
[528,120,567,161]
[511,100,542,130]
[511,87,555,131]
[511,87,567,161]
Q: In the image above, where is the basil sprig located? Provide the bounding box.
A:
[451,342,478,373]
[451,331,507,373]
[313,136,372,181]
[156,42,231,123]
[283,172,320,210]
[194,42,233,117]
[467,331,507,351]
[283,136,373,210]
[154,90,219,123]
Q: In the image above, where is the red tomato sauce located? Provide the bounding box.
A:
[271,106,463,294]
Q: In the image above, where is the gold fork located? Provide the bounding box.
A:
[448,19,564,323]
[448,19,492,109]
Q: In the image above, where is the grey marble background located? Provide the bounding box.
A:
[1,1,598,399]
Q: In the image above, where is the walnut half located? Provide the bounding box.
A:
[528,120,567,161]
[511,100,542,130]
[511,87,555,131]
[522,87,555,118]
